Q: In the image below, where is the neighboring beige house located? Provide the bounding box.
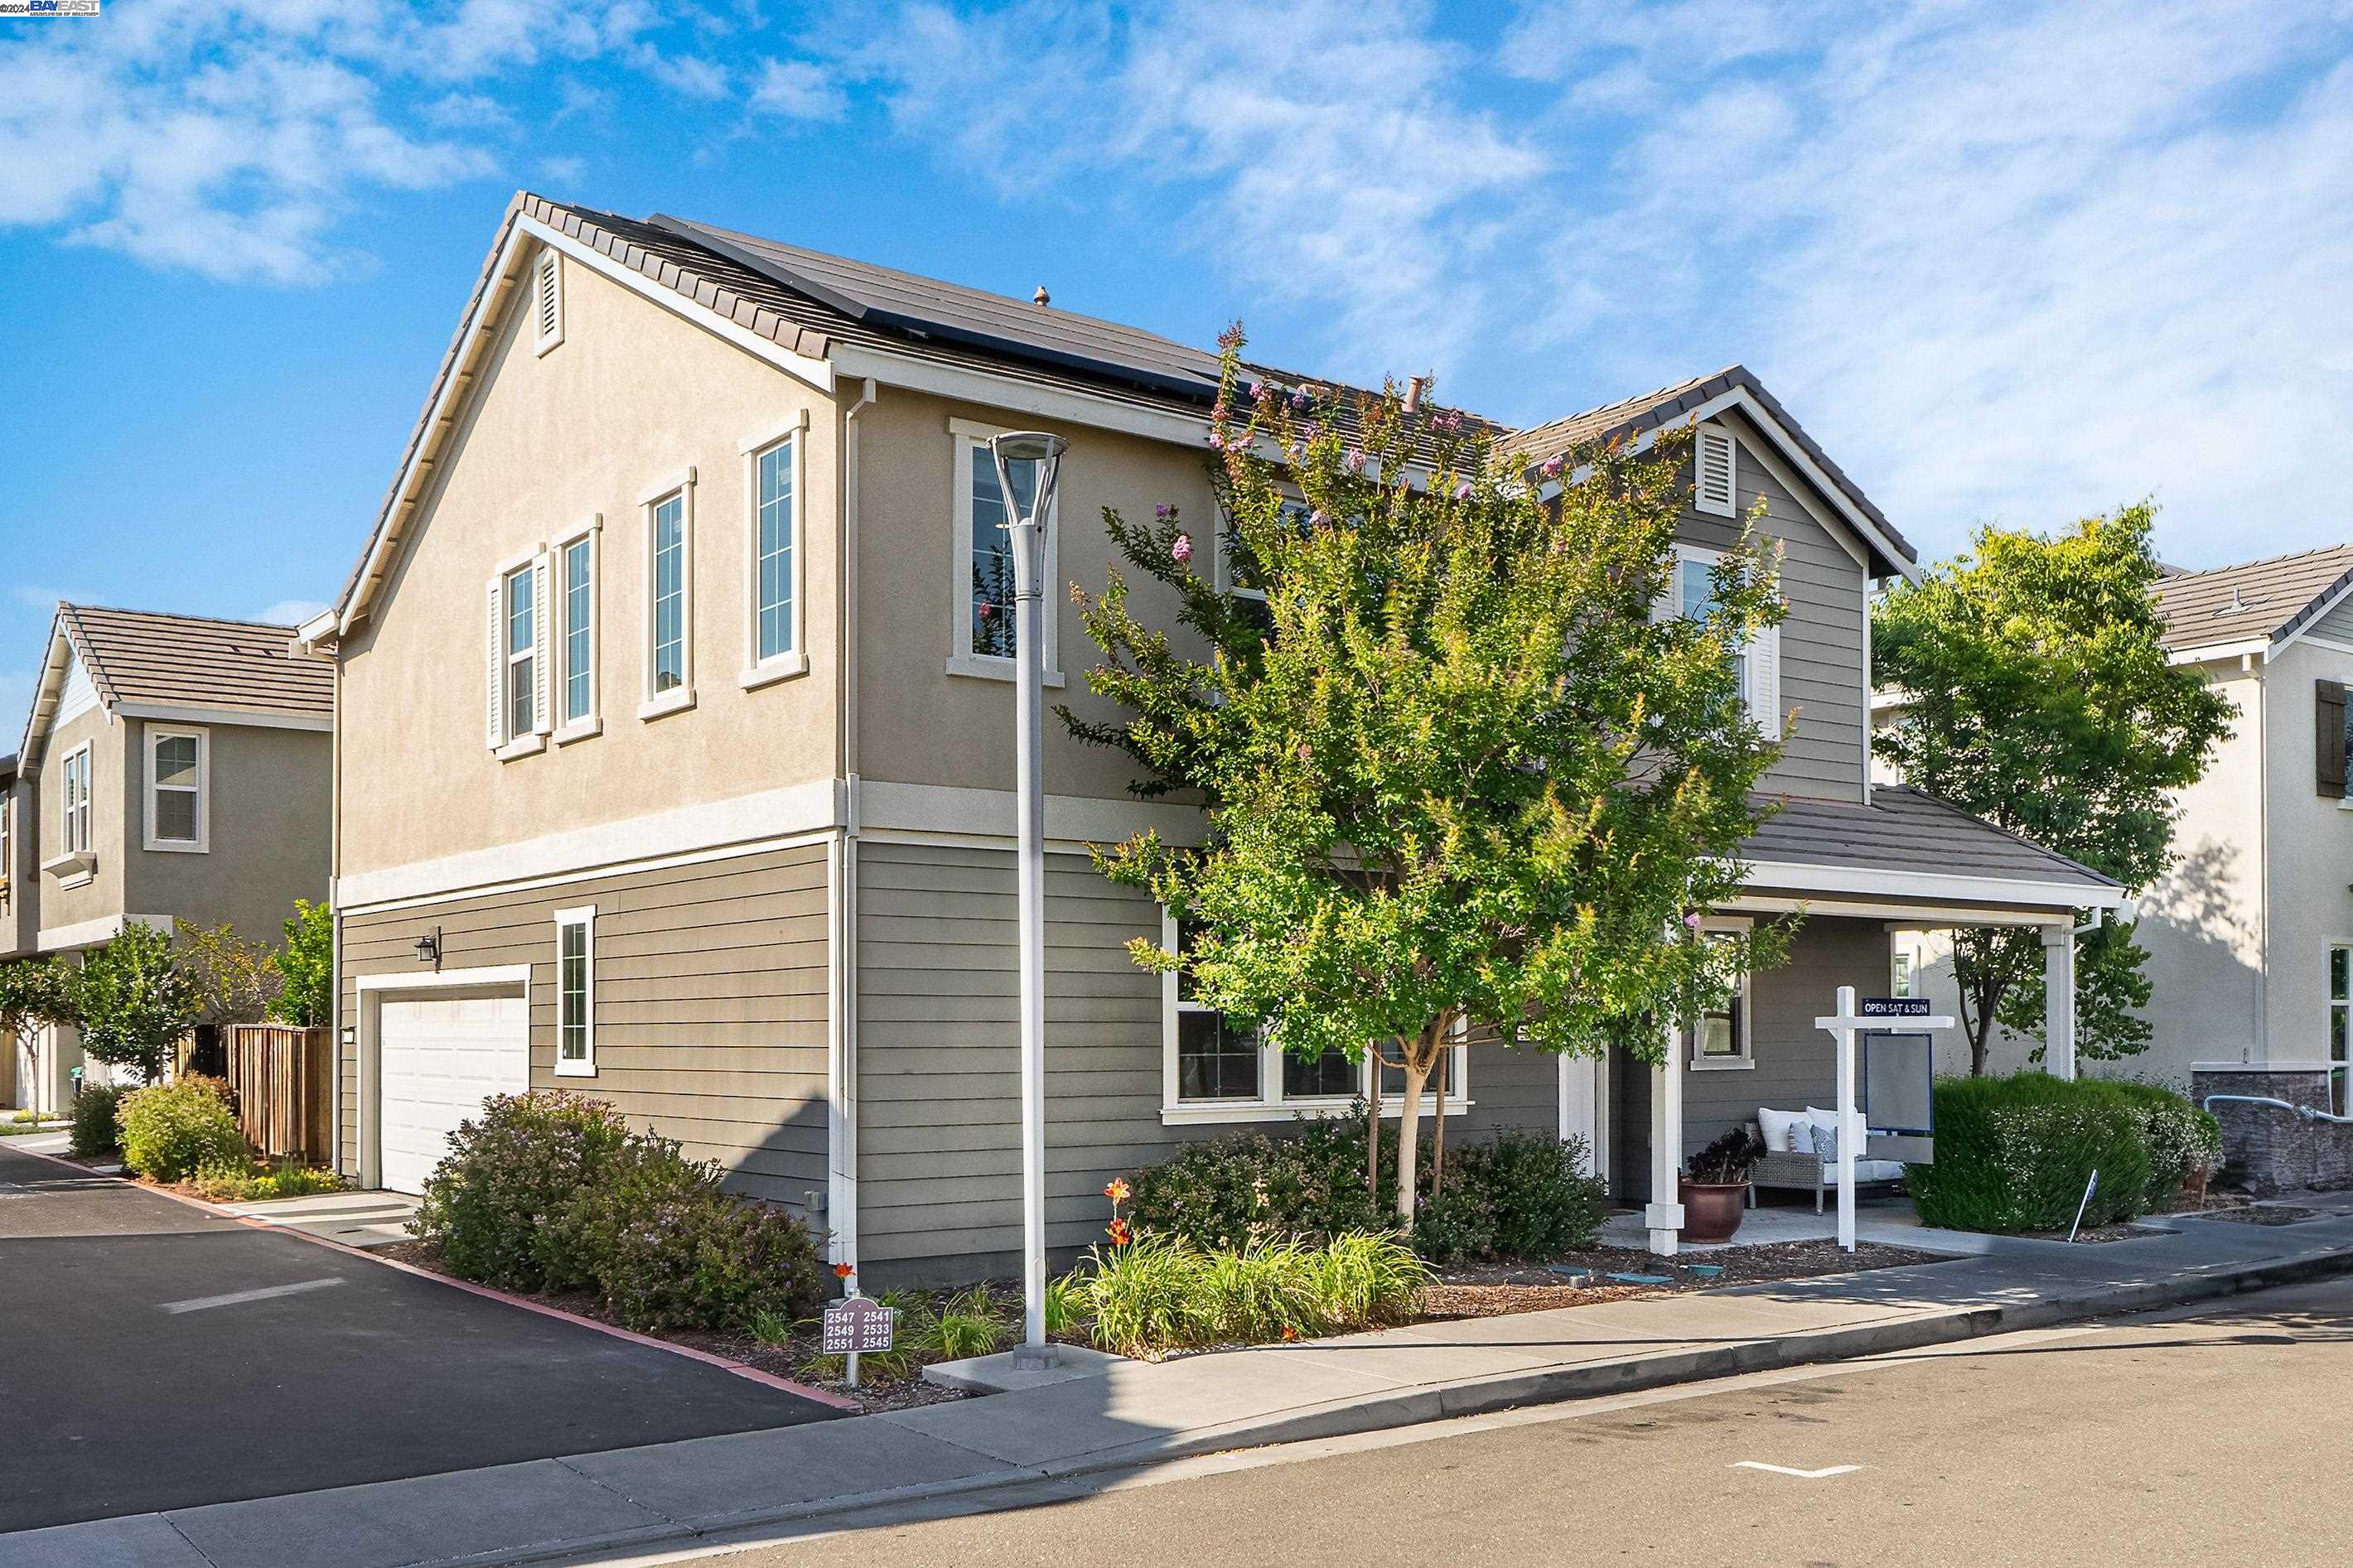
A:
[1881,547,2353,1185]
[308,193,2118,1279]
[4,605,334,1113]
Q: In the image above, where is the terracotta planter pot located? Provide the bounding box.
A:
[1679,1177,1748,1244]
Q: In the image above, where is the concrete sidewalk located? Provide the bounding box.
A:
[15,1198,2353,1568]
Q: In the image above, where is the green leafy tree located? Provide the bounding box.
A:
[273,900,333,1029]
[1872,504,2233,1073]
[1068,334,1790,1219]
[0,958,80,1045]
[74,921,198,1083]
[177,921,283,1029]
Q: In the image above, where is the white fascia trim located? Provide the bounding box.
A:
[16,620,78,772]
[1738,858,2126,911]
[39,913,176,953]
[114,702,333,734]
[2270,579,2353,658]
[1162,1099,1470,1127]
[296,609,339,651]
[857,779,1207,851]
[514,215,833,396]
[838,343,1208,448]
[2167,638,2269,667]
[337,777,845,909]
[1730,895,2056,928]
[355,963,532,994]
[1731,425,1870,575]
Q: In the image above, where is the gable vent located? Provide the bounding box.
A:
[534,249,565,355]
[1694,422,1737,516]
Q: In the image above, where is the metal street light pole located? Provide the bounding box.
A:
[990,431,1067,1358]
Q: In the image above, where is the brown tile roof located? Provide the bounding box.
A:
[60,605,333,721]
[2152,545,2353,654]
[1744,786,2119,895]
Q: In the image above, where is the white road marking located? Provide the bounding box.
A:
[159,1277,345,1315]
[1733,1462,1863,1479]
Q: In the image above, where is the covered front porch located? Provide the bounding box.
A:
[1563,788,2127,1257]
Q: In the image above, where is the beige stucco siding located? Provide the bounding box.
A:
[36,702,125,939]
[336,250,841,880]
[121,720,331,943]
[0,774,34,958]
[1680,413,1872,803]
[2261,640,2353,1074]
[337,842,831,1206]
[855,839,1559,1280]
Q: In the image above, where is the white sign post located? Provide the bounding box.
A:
[1814,987,1952,1252]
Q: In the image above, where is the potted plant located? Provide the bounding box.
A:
[1679,1127,1766,1244]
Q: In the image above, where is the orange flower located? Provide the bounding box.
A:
[1107,1218,1133,1246]
[833,1262,855,1280]
[1104,1177,1132,1204]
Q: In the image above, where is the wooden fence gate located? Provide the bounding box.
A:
[225,1025,332,1165]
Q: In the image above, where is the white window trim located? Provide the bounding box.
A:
[489,543,551,761]
[533,248,565,356]
[553,905,597,1078]
[553,515,602,744]
[143,723,210,854]
[54,741,94,881]
[740,413,813,689]
[1686,914,1755,1072]
[946,416,1065,688]
[1664,543,1780,733]
[640,469,698,720]
[1157,910,1471,1124]
[2329,943,2352,1117]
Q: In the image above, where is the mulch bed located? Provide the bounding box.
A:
[1419,1239,1947,1320]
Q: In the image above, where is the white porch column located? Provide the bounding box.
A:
[2044,924,2077,1081]
[1646,1014,1684,1256]
[1558,1053,1597,1175]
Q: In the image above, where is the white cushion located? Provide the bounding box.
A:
[1804,1105,1838,1135]
[1757,1107,1809,1153]
[1824,1158,1907,1184]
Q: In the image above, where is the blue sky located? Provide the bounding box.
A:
[3,0,2351,731]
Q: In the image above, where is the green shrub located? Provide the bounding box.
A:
[1069,1229,1429,1357]
[117,1079,247,1181]
[1127,1109,1603,1264]
[70,1083,128,1157]
[411,1091,634,1291]
[600,1176,828,1334]
[9,1107,37,1125]
[2088,1078,2223,1208]
[1907,1073,2151,1233]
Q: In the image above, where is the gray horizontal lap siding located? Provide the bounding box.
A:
[1679,916,1892,1154]
[855,841,1561,1277]
[1678,417,1871,803]
[338,843,831,1207]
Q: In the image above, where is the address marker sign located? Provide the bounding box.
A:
[1858,996,1931,1019]
[822,1295,896,1356]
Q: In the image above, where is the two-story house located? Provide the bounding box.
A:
[1881,548,2353,1191]
[308,193,2119,1279]
[5,605,336,1113]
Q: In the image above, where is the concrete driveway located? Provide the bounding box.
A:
[0,1142,839,1536]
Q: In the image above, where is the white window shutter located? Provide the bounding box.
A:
[486,577,506,750]
[1695,423,1737,516]
[531,550,553,736]
[1747,623,1781,734]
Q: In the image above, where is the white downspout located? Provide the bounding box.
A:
[828,378,876,1276]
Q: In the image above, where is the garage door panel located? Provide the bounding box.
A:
[379,989,529,1194]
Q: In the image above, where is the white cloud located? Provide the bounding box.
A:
[749,57,847,122]
[1497,0,2353,563]
[258,599,332,626]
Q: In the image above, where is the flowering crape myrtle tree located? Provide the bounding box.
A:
[1066,331,1790,1221]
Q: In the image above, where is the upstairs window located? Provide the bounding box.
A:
[557,523,597,733]
[60,745,91,855]
[948,419,1061,683]
[486,552,550,754]
[639,471,697,717]
[146,726,207,852]
[1664,544,1780,735]
[756,438,796,662]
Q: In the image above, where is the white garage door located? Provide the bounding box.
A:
[378,990,529,1194]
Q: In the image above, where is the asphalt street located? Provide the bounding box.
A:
[677,1275,2353,1568]
[0,1142,838,1535]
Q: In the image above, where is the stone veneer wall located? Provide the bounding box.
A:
[2191,1069,2353,1196]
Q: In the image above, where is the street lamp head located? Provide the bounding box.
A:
[988,432,1067,598]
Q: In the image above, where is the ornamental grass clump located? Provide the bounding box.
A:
[1068,1229,1428,1358]
[1906,1073,2150,1233]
